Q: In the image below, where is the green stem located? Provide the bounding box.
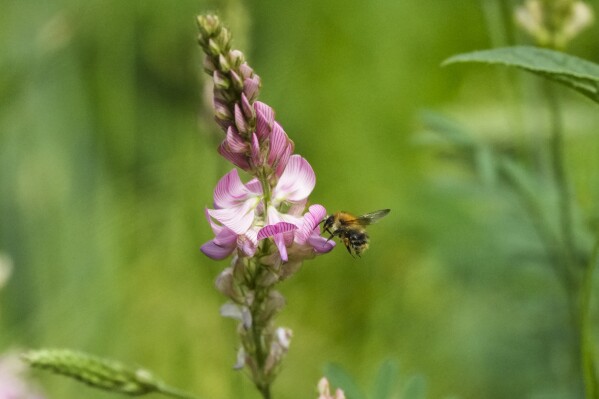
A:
[249,273,273,398]
[544,81,577,281]
[245,171,274,399]
[158,384,200,399]
[581,241,599,399]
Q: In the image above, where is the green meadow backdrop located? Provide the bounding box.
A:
[2,0,599,398]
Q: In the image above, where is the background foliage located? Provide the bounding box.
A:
[2,0,599,398]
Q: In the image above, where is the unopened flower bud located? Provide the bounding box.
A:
[257,291,286,324]
[240,94,255,120]
[233,347,246,370]
[220,303,252,330]
[208,38,221,56]
[239,63,254,79]
[243,77,261,103]
[215,29,232,53]
[275,327,292,350]
[218,54,231,72]
[229,50,245,69]
[214,99,233,122]
[203,57,216,74]
[197,15,221,37]
[234,104,249,134]
[263,327,292,377]
[215,267,243,302]
[230,70,244,92]
[213,71,230,90]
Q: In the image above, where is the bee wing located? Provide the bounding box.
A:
[354,209,390,225]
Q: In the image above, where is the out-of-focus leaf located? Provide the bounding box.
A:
[475,145,497,187]
[324,363,367,399]
[498,157,540,200]
[420,110,476,149]
[443,46,599,104]
[371,359,399,399]
[402,375,427,399]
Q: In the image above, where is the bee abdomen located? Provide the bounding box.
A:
[349,231,369,247]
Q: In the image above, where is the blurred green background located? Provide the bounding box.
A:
[2,0,599,398]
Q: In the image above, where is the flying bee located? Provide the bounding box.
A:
[322,209,390,257]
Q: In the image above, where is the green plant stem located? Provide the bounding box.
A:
[249,269,273,399]
[158,384,200,399]
[544,81,576,274]
[246,172,274,399]
[581,241,599,399]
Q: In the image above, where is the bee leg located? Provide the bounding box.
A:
[325,228,335,242]
[344,242,355,258]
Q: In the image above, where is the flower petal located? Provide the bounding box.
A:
[245,178,263,194]
[241,93,254,120]
[275,141,293,177]
[239,63,254,79]
[308,235,336,253]
[201,240,235,260]
[226,126,247,153]
[255,101,274,138]
[204,208,222,236]
[250,133,261,166]
[268,122,292,170]
[208,200,256,234]
[244,77,260,102]
[295,204,327,244]
[257,222,297,240]
[218,141,250,170]
[238,228,258,257]
[273,155,316,203]
[234,104,248,134]
[213,169,252,209]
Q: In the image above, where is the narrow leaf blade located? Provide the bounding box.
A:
[324,363,367,399]
[443,46,599,103]
[372,359,399,399]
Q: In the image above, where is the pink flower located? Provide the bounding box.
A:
[218,102,294,175]
[256,155,328,261]
[201,169,262,260]
[202,155,334,263]
[259,204,335,263]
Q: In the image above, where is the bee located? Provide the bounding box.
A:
[322,209,390,257]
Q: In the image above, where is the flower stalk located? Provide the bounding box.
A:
[196,14,334,398]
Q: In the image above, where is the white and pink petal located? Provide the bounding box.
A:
[208,198,257,235]
[273,155,316,203]
[213,169,255,209]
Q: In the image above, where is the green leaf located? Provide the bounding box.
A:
[324,363,367,399]
[420,110,476,149]
[371,359,399,399]
[443,46,599,104]
[402,375,427,399]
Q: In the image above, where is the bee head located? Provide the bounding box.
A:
[323,215,334,230]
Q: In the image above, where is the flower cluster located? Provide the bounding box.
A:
[197,15,334,267]
[196,14,334,397]
[515,0,594,49]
